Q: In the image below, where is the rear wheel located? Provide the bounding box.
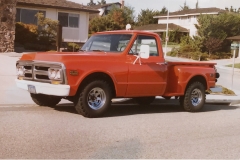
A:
[30,94,61,107]
[133,96,155,105]
[181,81,206,112]
[75,80,112,118]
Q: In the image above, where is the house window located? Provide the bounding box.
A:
[16,8,46,25]
[58,12,79,28]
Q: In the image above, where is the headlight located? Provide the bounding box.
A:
[16,66,24,76]
[48,68,62,80]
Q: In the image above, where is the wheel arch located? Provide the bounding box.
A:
[76,72,116,98]
[185,75,207,93]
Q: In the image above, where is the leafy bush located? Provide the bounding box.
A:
[36,13,59,47]
[162,42,179,45]
[15,22,38,45]
[207,85,235,95]
[15,13,59,52]
[167,47,179,57]
[67,43,80,52]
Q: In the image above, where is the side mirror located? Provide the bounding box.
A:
[139,45,150,59]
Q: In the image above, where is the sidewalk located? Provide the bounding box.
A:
[0,53,239,106]
[0,52,68,105]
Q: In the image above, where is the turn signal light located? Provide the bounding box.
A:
[51,81,61,85]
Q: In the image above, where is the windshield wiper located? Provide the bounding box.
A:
[79,49,86,52]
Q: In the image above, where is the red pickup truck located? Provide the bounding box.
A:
[16,30,220,117]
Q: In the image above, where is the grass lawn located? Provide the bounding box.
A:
[207,85,235,95]
[226,63,240,69]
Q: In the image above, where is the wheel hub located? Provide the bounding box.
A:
[191,88,202,106]
[87,87,106,110]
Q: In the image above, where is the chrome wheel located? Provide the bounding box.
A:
[191,88,202,106]
[87,87,106,110]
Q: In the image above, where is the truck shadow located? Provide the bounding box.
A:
[54,99,239,117]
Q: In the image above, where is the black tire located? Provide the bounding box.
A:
[75,80,112,118]
[30,94,61,107]
[133,96,155,105]
[181,81,206,112]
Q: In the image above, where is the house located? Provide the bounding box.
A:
[134,23,189,39]
[153,7,225,37]
[16,0,99,43]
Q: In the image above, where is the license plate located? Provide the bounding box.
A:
[28,85,36,94]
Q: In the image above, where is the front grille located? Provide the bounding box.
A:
[17,61,66,84]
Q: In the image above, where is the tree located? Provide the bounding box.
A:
[97,0,106,5]
[205,37,223,56]
[180,1,190,11]
[195,13,240,53]
[35,12,59,45]
[136,7,168,26]
[89,5,135,34]
[159,6,168,14]
[225,6,240,13]
[196,0,199,9]
[87,0,96,6]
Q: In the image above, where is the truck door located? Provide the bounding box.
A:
[126,34,168,96]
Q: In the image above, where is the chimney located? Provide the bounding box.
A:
[121,0,124,9]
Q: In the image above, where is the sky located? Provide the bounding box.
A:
[69,0,240,14]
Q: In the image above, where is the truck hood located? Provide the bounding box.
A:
[19,51,124,63]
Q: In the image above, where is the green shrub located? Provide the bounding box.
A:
[215,52,232,59]
[162,42,179,45]
[207,85,235,95]
[15,22,38,45]
[167,47,179,57]
[67,43,80,52]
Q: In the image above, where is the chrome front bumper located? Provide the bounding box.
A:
[15,79,70,96]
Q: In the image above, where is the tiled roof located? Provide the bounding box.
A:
[155,7,225,17]
[171,7,225,15]
[90,2,121,9]
[17,0,99,13]
[134,23,189,32]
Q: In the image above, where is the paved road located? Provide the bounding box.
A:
[1,100,240,159]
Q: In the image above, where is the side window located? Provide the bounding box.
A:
[129,35,159,56]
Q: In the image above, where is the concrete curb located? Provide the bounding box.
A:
[230,100,240,106]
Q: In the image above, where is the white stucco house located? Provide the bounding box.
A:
[153,8,225,37]
[16,0,99,43]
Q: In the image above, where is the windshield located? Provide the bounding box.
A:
[81,34,132,53]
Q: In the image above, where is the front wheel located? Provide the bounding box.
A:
[181,81,206,112]
[75,80,112,118]
[30,94,61,107]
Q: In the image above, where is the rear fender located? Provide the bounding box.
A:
[164,66,215,96]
